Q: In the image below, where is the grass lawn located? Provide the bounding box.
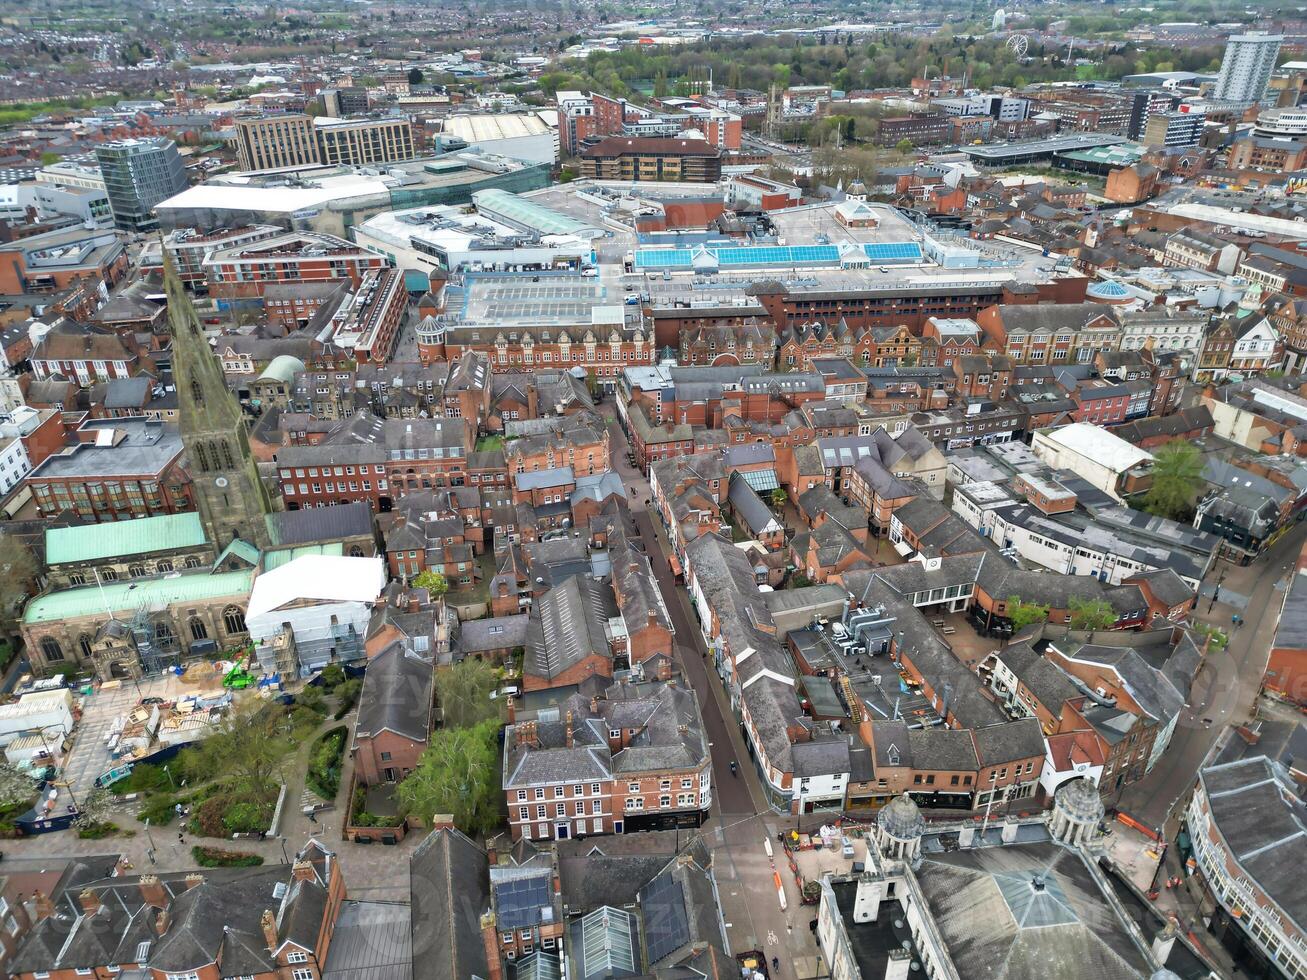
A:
[475,435,504,452]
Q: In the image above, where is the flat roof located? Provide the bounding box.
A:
[964,133,1130,162]
[1038,422,1154,473]
[443,112,553,142]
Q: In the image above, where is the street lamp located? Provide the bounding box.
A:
[277,836,290,864]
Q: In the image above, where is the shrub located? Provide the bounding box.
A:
[190,795,235,837]
[136,795,180,826]
[333,678,362,720]
[77,822,119,840]
[306,726,348,800]
[222,801,269,833]
[191,845,263,868]
[320,663,346,689]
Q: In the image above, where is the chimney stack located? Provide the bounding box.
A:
[480,910,505,980]
[261,909,278,951]
[565,710,575,749]
[515,720,538,748]
[155,906,171,936]
[77,888,101,916]
[138,874,167,909]
[33,891,54,921]
[292,860,316,883]
[184,873,204,890]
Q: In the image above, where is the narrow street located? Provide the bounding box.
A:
[1116,518,1307,829]
[601,403,820,976]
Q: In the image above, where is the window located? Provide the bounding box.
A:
[223,606,247,635]
[287,952,309,964]
[40,636,63,662]
[517,790,527,802]
[292,971,315,980]
[380,752,392,762]
[189,618,209,641]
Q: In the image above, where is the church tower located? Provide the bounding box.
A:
[164,256,272,549]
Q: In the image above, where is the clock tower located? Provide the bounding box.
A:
[164,256,272,549]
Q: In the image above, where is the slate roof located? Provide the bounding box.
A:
[728,472,781,536]
[996,641,1081,713]
[524,575,618,684]
[458,614,530,655]
[1129,568,1194,609]
[1200,757,1307,937]
[915,841,1152,980]
[411,829,491,980]
[322,900,413,980]
[266,501,375,547]
[356,641,433,743]
[10,844,338,977]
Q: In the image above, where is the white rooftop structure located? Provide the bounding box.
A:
[246,555,386,620]
[1036,423,1153,474]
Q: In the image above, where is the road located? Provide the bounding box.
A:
[600,403,820,976]
[1117,518,1307,829]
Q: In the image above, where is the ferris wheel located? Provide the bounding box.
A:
[1006,33,1030,58]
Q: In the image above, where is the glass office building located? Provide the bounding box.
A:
[94,138,189,232]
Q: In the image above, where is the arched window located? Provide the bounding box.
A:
[78,634,92,659]
[218,440,235,469]
[155,621,175,646]
[100,567,118,582]
[156,560,173,573]
[189,618,208,641]
[348,545,364,558]
[222,606,247,635]
[194,442,211,473]
[128,564,146,579]
[40,637,63,662]
[69,573,86,586]
[184,556,203,569]
[190,377,205,408]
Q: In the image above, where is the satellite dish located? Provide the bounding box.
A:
[1007,34,1029,58]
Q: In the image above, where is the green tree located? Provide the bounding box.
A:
[1143,440,1204,521]
[770,488,789,509]
[397,720,501,834]
[194,701,291,803]
[1006,596,1050,632]
[1068,596,1116,631]
[0,763,34,808]
[435,657,500,729]
[895,138,914,154]
[407,67,424,86]
[413,570,449,597]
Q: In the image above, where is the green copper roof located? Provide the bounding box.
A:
[45,513,208,566]
[263,542,343,572]
[24,568,255,624]
[215,538,261,568]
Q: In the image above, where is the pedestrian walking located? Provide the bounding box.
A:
[308,810,317,824]
[177,831,185,845]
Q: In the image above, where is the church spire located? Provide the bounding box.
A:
[164,254,272,549]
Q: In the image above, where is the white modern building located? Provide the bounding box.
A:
[352,202,594,276]
[1213,33,1283,105]
[1030,423,1153,503]
[441,112,558,165]
[246,554,386,676]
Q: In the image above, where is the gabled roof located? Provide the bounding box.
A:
[411,828,491,980]
[45,512,208,565]
[356,641,433,743]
